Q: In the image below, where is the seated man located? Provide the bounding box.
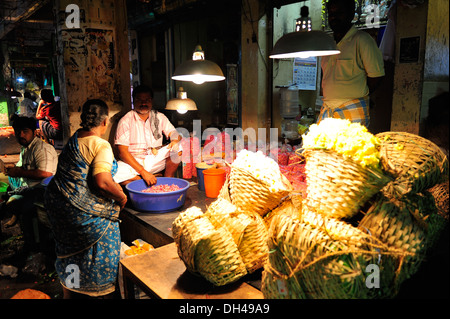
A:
[113,85,182,186]
[0,115,58,251]
[35,89,63,144]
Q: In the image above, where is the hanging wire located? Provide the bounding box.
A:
[241,0,268,74]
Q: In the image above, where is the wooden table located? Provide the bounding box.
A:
[120,242,263,299]
[0,153,20,173]
[119,184,216,247]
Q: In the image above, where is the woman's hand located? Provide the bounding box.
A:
[116,191,128,210]
[94,172,128,210]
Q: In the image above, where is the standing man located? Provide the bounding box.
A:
[114,85,182,186]
[1,115,58,251]
[318,0,385,128]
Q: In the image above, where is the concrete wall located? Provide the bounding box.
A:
[420,0,449,129]
[240,0,270,143]
[391,0,449,134]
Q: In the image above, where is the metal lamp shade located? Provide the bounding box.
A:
[172,59,225,84]
[270,30,340,59]
[165,98,197,113]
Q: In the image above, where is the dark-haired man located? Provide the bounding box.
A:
[113,85,182,186]
[35,89,62,143]
[0,115,58,250]
[317,0,385,128]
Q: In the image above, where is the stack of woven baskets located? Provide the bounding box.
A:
[261,119,449,299]
[173,149,292,286]
[358,131,449,290]
[172,119,448,296]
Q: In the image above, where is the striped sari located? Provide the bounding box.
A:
[44,132,121,297]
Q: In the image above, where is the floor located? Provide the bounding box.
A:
[0,172,61,299]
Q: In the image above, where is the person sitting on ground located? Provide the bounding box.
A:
[113,85,182,186]
[35,89,63,144]
[0,115,58,252]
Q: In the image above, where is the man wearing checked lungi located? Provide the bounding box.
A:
[318,0,385,128]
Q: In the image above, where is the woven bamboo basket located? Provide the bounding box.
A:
[263,197,301,228]
[217,177,232,202]
[262,210,398,299]
[427,180,449,220]
[237,212,269,273]
[302,149,391,220]
[206,197,245,243]
[262,264,308,299]
[206,198,269,273]
[358,191,446,285]
[194,229,248,286]
[172,206,247,286]
[376,131,449,199]
[229,165,292,217]
[172,207,212,272]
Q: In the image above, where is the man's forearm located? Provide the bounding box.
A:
[7,167,52,180]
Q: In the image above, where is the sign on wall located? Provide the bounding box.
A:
[293,57,317,90]
[227,64,239,126]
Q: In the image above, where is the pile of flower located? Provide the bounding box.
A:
[142,184,181,193]
[302,118,381,169]
[232,149,287,193]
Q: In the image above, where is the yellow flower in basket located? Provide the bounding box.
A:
[301,119,390,220]
[302,118,381,169]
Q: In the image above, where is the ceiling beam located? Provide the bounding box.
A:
[0,0,50,40]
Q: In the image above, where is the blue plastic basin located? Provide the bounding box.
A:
[125,177,190,213]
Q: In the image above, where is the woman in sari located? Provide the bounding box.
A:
[44,99,127,298]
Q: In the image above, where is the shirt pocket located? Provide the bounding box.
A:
[335,59,354,80]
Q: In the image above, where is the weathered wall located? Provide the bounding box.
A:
[55,0,131,141]
[390,2,428,134]
[424,0,449,82]
[391,0,449,134]
[241,0,270,143]
[420,0,449,128]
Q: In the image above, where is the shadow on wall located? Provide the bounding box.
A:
[108,110,127,160]
[422,91,449,154]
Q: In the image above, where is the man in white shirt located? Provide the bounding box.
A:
[318,0,385,128]
[114,85,181,186]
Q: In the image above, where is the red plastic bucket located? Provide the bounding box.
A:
[203,168,226,198]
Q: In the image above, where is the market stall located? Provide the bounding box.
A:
[119,119,448,299]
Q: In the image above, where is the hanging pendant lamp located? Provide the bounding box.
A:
[172,45,225,85]
[165,87,197,114]
[270,6,340,59]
